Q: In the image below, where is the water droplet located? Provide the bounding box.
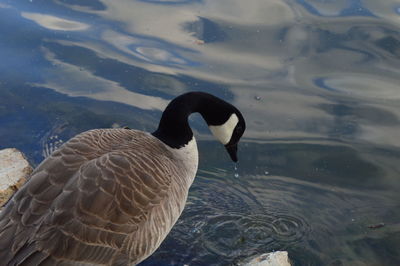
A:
[234,163,239,178]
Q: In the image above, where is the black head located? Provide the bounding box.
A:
[206,104,246,162]
[153,91,246,162]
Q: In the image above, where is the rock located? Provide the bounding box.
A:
[0,148,32,207]
[242,251,291,266]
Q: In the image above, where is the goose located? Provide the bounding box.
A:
[0,91,246,265]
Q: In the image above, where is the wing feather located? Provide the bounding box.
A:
[0,129,174,265]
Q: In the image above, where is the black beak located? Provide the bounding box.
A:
[225,144,238,162]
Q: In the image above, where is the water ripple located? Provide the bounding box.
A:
[199,211,310,257]
[270,213,310,244]
[154,171,312,264]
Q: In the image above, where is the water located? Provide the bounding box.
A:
[1,0,400,265]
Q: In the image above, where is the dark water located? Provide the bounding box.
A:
[1,0,400,265]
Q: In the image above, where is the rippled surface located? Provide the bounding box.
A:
[1,0,400,265]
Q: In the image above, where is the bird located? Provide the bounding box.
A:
[0,91,246,265]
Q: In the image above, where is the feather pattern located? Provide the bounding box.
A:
[0,128,198,265]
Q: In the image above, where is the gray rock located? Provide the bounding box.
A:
[0,148,32,207]
[242,251,291,266]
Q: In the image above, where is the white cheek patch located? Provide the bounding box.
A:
[209,113,239,145]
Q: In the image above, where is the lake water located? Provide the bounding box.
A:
[1,0,400,265]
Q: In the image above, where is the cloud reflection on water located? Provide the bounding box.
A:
[34,46,168,110]
[21,12,90,31]
[102,30,199,68]
[296,0,375,17]
[5,0,400,161]
[5,0,399,148]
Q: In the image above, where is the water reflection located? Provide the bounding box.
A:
[138,0,202,4]
[103,30,199,67]
[318,75,400,99]
[1,0,400,265]
[296,0,375,17]
[37,44,169,110]
[21,12,89,31]
[54,0,106,11]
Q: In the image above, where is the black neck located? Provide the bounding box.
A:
[152,92,234,148]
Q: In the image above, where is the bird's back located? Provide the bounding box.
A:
[0,128,197,265]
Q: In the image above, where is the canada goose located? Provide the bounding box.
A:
[0,91,246,265]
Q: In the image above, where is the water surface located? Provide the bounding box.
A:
[0,0,399,265]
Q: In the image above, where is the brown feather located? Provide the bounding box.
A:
[0,129,195,265]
